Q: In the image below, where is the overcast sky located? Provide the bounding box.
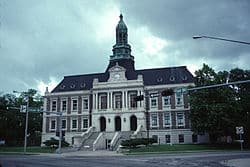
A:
[1,0,250,94]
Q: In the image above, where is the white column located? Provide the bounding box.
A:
[96,93,98,110]
[126,91,128,109]
[122,91,125,109]
[107,91,110,109]
[110,92,113,109]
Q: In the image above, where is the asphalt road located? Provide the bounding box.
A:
[0,151,250,167]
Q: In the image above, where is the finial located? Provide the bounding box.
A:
[119,14,123,20]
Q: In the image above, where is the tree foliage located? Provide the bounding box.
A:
[189,64,250,145]
[0,89,43,146]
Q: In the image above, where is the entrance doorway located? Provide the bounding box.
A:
[130,115,137,131]
[115,116,121,131]
[100,116,106,132]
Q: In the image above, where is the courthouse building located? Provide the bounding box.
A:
[42,15,207,150]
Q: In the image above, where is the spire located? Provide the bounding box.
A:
[110,14,134,61]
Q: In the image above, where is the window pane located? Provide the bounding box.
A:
[151,114,158,126]
[62,120,66,129]
[130,94,137,108]
[62,100,67,111]
[179,134,184,143]
[83,119,88,129]
[72,100,78,111]
[165,135,171,143]
[83,99,88,110]
[51,120,56,130]
[52,101,57,111]
[115,94,122,109]
[72,119,77,129]
[177,113,184,126]
[101,96,107,109]
[164,113,171,126]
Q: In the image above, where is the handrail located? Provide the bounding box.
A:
[131,125,143,139]
[73,126,95,148]
[93,132,104,151]
[110,132,121,151]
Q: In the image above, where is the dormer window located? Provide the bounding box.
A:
[182,75,188,81]
[70,84,75,89]
[157,77,163,83]
[60,84,65,90]
[80,83,86,88]
[170,76,175,81]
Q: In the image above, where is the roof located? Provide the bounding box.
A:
[51,59,194,93]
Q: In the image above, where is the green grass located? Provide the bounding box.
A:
[0,146,56,154]
[126,144,241,154]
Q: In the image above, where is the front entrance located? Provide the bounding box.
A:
[100,116,106,132]
[115,116,121,131]
[130,115,137,131]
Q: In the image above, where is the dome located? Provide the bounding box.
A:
[116,14,127,30]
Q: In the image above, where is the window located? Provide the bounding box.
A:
[100,95,107,109]
[82,118,88,129]
[163,96,171,106]
[62,119,66,130]
[176,113,185,127]
[175,91,183,106]
[52,100,57,111]
[192,134,198,143]
[164,113,171,127]
[152,135,158,142]
[150,98,157,108]
[151,113,158,127]
[179,134,184,143]
[61,100,67,112]
[71,119,78,130]
[83,98,89,110]
[50,119,56,131]
[114,94,122,109]
[72,99,78,112]
[130,93,137,108]
[165,135,171,144]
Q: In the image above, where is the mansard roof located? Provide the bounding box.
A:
[51,62,193,93]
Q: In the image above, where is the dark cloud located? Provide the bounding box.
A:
[0,0,249,93]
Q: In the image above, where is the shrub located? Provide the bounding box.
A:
[121,138,157,148]
[43,137,69,148]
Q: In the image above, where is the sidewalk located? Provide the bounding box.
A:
[223,158,250,167]
[38,150,124,157]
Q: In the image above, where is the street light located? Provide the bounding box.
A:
[193,35,250,45]
[13,90,29,154]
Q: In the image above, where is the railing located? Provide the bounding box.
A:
[73,126,95,149]
[110,132,121,151]
[93,132,105,151]
[131,125,143,139]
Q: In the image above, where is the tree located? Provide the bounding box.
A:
[0,89,43,146]
[189,64,240,143]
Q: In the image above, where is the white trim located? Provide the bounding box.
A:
[163,112,171,127]
[176,112,185,127]
[46,90,91,96]
[82,97,89,111]
[150,113,159,128]
[162,96,171,109]
[51,99,57,112]
[61,119,67,130]
[150,97,158,109]
[49,118,56,131]
[145,83,194,90]
[60,98,67,113]
[70,118,78,130]
[82,116,89,130]
[71,97,78,112]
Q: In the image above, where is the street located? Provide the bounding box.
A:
[0,151,250,167]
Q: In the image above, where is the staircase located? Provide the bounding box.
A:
[111,131,132,151]
[79,132,99,151]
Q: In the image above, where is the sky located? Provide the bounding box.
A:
[1,0,250,95]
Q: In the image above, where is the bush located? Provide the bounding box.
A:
[43,137,69,148]
[121,138,157,148]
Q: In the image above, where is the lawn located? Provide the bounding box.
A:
[126,144,241,154]
[0,146,56,154]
